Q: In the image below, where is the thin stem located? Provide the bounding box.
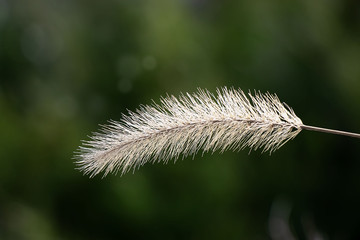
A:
[301,125,360,139]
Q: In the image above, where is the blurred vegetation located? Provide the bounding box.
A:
[1,0,360,239]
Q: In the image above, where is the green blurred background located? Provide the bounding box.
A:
[1,0,360,239]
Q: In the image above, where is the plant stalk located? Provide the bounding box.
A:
[301,125,360,139]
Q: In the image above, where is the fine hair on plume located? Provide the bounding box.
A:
[74,87,360,177]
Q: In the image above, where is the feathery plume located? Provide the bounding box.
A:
[75,87,360,177]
